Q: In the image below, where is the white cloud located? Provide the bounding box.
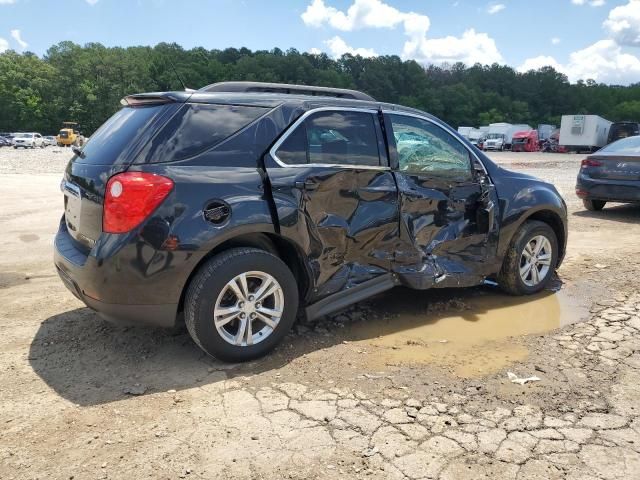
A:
[301,0,430,37]
[324,35,377,58]
[0,37,8,52]
[308,47,323,55]
[85,0,99,4]
[303,0,503,67]
[572,0,606,6]
[604,0,640,46]
[519,39,640,84]
[403,28,503,65]
[10,29,27,49]
[551,37,561,44]
[518,55,565,73]
[487,3,506,14]
[0,0,17,4]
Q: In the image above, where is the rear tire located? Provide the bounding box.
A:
[498,220,558,296]
[583,199,606,211]
[184,247,299,362]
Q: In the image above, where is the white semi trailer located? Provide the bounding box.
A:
[559,115,612,152]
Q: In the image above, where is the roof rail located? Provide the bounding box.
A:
[198,81,375,101]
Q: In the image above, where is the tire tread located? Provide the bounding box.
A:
[184,247,297,361]
[497,220,557,296]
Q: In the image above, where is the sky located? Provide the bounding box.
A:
[2,0,640,84]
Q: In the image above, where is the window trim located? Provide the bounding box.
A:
[382,110,489,177]
[270,107,391,171]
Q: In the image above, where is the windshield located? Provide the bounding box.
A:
[599,136,640,155]
[486,133,503,139]
[14,133,32,138]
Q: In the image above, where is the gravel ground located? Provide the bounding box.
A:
[1,148,640,479]
[0,145,73,174]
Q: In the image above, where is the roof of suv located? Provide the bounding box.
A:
[124,82,432,119]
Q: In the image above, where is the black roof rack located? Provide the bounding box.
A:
[198,81,375,101]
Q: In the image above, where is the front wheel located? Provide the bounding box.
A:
[498,220,558,295]
[185,247,299,362]
[583,199,606,211]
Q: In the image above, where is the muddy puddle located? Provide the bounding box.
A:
[341,287,587,377]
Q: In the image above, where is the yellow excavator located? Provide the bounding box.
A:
[56,122,84,147]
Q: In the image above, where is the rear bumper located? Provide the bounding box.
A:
[576,174,640,203]
[54,221,178,328]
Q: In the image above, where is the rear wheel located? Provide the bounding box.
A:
[185,247,299,362]
[498,220,558,295]
[583,199,606,211]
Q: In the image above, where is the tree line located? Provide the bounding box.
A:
[1,41,640,136]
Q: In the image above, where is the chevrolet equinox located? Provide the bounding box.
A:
[54,82,568,362]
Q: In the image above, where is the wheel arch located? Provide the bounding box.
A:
[177,231,313,317]
[500,207,567,268]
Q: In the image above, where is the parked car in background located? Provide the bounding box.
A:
[576,135,640,211]
[1,132,15,145]
[607,121,639,145]
[0,136,11,147]
[54,81,567,362]
[13,132,44,149]
[44,136,57,146]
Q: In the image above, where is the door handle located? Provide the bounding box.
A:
[294,180,319,191]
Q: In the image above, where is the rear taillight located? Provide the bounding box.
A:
[103,172,173,234]
[581,159,603,168]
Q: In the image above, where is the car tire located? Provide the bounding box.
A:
[498,220,558,296]
[184,247,299,362]
[583,199,605,211]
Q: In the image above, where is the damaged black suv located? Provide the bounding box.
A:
[55,82,567,362]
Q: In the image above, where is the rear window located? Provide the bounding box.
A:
[138,103,269,163]
[600,136,640,154]
[78,105,166,164]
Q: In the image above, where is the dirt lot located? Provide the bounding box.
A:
[1,147,640,479]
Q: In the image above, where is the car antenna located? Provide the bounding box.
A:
[168,59,195,93]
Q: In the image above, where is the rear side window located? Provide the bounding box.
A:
[78,105,166,164]
[141,103,269,163]
[276,110,380,167]
[276,123,308,165]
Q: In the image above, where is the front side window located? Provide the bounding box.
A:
[276,110,380,167]
[389,114,472,181]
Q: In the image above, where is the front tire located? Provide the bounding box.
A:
[583,199,605,211]
[498,220,558,295]
[184,247,299,362]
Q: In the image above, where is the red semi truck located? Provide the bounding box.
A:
[511,130,539,152]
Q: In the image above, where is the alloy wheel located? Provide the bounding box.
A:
[519,235,553,287]
[213,271,284,347]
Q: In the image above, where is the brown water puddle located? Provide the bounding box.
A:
[342,287,587,377]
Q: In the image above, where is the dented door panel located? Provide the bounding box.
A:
[267,162,399,302]
[384,112,499,288]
